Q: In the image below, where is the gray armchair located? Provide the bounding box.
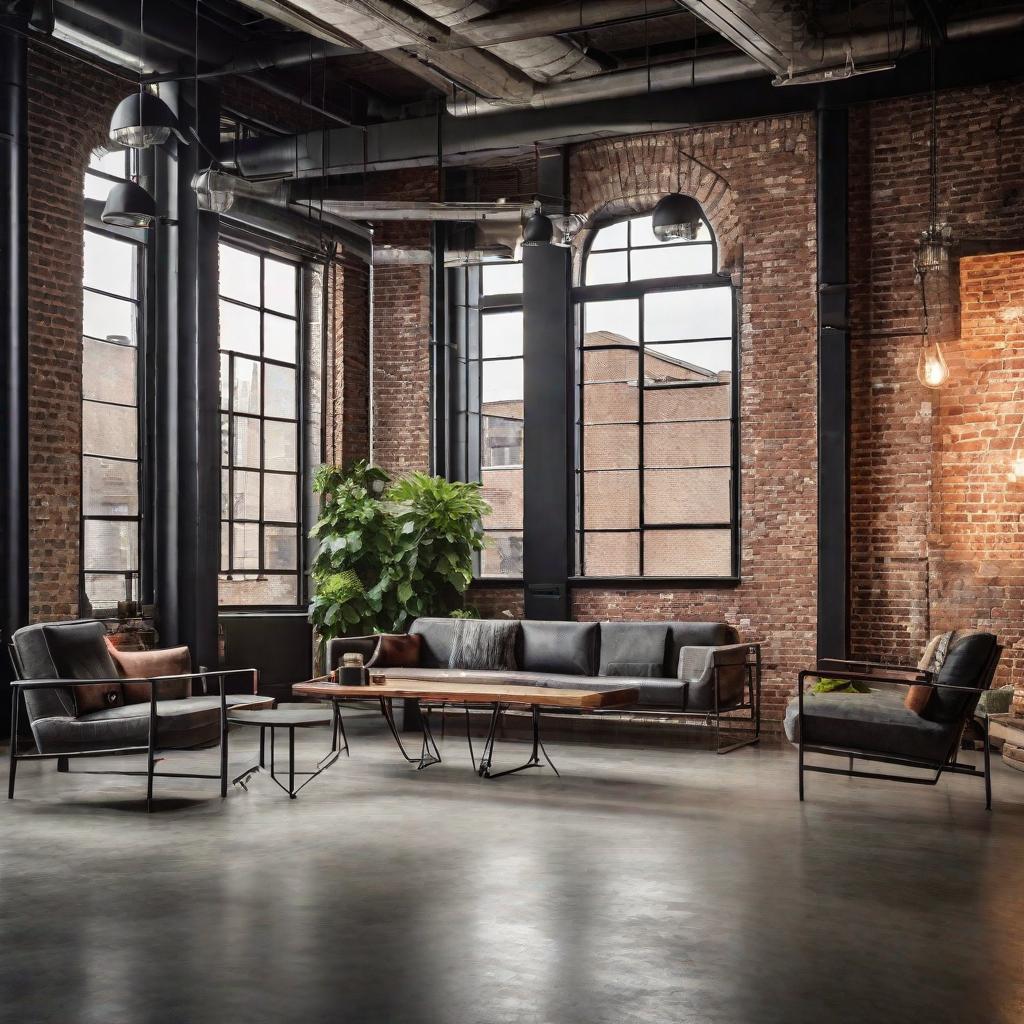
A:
[786,631,1002,808]
[8,619,271,809]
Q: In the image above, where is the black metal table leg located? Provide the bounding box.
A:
[482,705,560,780]
[379,697,441,769]
[289,726,295,798]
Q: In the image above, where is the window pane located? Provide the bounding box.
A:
[645,377,732,422]
[221,414,230,466]
[583,347,636,384]
[84,232,136,297]
[221,522,229,571]
[263,420,296,471]
[219,245,261,306]
[232,470,260,519]
[263,473,297,522]
[583,423,638,470]
[590,220,628,251]
[643,528,731,576]
[264,363,296,420]
[631,245,713,280]
[583,381,638,424]
[264,313,297,363]
[582,470,638,529]
[630,214,711,248]
[232,416,261,468]
[583,299,639,344]
[644,468,731,525]
[83,338,136,405]
[232,358,262,415]
[84,174,113,202]
[88,148,129,178]
[481,310,523,358]
[644,287,732,342]
[83,290,135,343]
[82,401,137,459]
[583,531,638,576]
[584,251,628,286]
[84,572,138,612]
[218,574,297,606]
[482,414,523,468]
[263,258,297,315]
[83,456,138,516]
[83,519,138,571]
[481,531,523,577]
[644,420,731,469]
[481,468,523,530]
[220,300,260,355]
[232,523,260,570]
[264,526,297,570]
[482,358,523,404]
[646,338,732,376]
[481,262,522,295]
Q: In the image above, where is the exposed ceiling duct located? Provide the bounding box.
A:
[402,0,602,82]
[373,246,515,266]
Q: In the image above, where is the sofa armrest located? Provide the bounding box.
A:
[326,635,381,672]
[12,667,259,693]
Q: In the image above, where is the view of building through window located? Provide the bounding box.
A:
[80,149,143,616]
[218,242,302,607]
[578,215,737,578]
[478,262,524,577]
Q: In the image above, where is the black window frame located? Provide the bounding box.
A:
[572,214,741,585]
[80,149,148,618]
[217,238,306,610]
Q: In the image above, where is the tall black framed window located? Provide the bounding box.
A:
[80,149,145,616]
[218,242,303,607]
[575,213,739,579]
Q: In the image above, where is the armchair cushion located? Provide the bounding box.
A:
[105,641,192,702]
[785,689,958,762]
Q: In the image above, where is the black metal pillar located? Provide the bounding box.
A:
[816,97,850,661]
[154,77,221,668]
[0,26,29,734]
[522,149,572,620]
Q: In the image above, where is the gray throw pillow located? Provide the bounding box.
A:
[448,619,519,671]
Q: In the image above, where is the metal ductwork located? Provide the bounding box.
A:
[314,199,529,222]
[373,246,515,266]
[403,0,601,82]
[449,52,764,116]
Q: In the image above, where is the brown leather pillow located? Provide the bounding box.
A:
[105,640,193,703]
[366,633,422,669]
[904,684,933,715]
[75,681,124,716]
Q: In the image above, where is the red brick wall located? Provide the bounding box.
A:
[848,82,1024,709]
[325,256,370,466]
[568,118,819,727]
[26,48,126,622]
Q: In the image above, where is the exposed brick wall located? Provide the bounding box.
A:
[848,82,1024,710]
[369,168,438,476]
[325,256,370,467]
[468,585,525,619]
[568,118,819,727]
[26,47,126,622]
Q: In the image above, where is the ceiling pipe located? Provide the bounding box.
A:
[448,10,1024,115]
[315,199,529,222]
[449,51,763,115]
[452,0,681,47]
[373,246,515,266]
[142,40,360,84]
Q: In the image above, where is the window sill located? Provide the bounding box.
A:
[472,578,525,588]
[569,576,741,589]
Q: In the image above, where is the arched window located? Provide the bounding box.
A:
[576,212,738,579]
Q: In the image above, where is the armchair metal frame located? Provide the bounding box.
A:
[7,641,259,811]
[796,644,1003,809]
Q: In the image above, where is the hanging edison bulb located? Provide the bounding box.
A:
[917,339,949,389]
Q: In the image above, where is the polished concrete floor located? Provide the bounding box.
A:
[2,710,1024,1024]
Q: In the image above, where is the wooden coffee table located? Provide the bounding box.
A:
[293,675,639,778]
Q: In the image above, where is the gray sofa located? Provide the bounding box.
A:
[8,619,270,806]
[329,618,761,752]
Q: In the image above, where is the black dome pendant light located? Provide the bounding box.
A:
[522,201,554,246]
[101,180,158,228]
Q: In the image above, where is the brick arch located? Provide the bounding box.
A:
[570,133,742,279]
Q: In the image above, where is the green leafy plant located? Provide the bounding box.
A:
[811,677,871,694]
[308,461,491,647]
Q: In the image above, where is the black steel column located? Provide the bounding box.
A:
[816,97,850,661]
[154,78,220,667]
[0,26,29,734]
[522,150,572,620]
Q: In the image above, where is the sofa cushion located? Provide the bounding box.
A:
[783,690,957,762]
[598,622,668,678]
[409,618,461,668]
[367,633,422,669]
[520,621,598,675]
[448,619,519,671]
[105,641,192,702]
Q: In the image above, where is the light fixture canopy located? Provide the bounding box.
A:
[651,192,704,242]
[109,91,185,149]
[101,180,157,227]
[522,204,554,247]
